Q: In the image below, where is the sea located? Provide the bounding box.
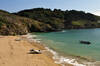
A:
[33,28,100,66]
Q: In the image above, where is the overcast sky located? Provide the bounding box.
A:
[0,0,100,15]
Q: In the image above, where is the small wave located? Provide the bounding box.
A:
[26,33,97,66]
[45,47,86,66]
[27,34,87,66]
[61,30,66,32]
[26,33,41,43]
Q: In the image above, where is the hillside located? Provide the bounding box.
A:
[0,10,52,35]
[15,8,100,30]
[0,8,100,35]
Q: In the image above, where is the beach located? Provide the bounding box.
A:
[0,35,73,66]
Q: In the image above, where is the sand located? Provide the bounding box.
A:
[0,36,61,66]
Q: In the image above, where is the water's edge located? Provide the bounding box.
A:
[26,33,99,66]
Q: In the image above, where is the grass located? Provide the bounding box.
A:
[72,20,88,26]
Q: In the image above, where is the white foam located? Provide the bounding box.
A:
[45,47,86,66]
[61,30,66,32]
[26,33,41,43]
[26,33,86,66]
[27,33,37,39]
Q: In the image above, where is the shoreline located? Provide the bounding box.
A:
[0,34,99,66]
[22,34,73,66]
[27,33,100,66]
[24,34,86,66]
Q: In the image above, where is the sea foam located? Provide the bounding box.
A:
[26,33,93,66]
[45,47,86,66]
[26,33,41,43]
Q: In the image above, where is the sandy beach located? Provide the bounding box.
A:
[0,36,62,66]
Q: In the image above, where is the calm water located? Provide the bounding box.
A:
[35,28,100,61]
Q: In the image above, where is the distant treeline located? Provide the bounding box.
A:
[0,8,100,35]
[15,8,100,30]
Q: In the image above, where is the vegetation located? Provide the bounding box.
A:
[0,8,100,35]
[0,10,52,35]
[15,8,100,30]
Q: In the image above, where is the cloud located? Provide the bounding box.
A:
[92,11,100,16]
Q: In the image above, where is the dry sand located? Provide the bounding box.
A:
[0,36,61,66]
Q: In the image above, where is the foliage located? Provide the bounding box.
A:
[16,8,100,29]
[0,8,100,35]
[0,10,53,35]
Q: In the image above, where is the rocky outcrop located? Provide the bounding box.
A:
[0,10,53,35]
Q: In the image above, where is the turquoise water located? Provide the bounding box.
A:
[35,28,100,61]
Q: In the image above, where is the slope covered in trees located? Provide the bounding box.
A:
[0,10,53,35]
[16,8,100,30]
[0,8,100,35]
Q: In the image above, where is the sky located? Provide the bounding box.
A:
[0,0,100,15]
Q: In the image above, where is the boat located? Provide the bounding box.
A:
[80,41,91,45]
